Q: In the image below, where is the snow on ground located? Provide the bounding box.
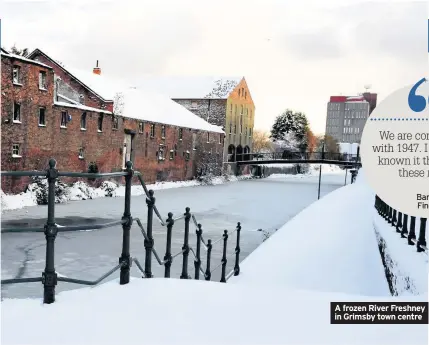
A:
[1,278,426,345]
[230,169,390,296]
[373,212,428,295]
[0,175,253,212]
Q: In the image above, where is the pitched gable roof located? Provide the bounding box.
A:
[28,48,113,102]
[137,76,243,99]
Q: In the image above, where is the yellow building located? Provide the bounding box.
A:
[138,76,256,162]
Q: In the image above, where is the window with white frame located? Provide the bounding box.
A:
[13,66,21,84]
[161,125,166,138]
[39,71,47,90]
[60,111,67,128]
[98,114,103,132]
[12,144,20,157]
[169,150,174,160]
[39,107,46,126]
[78,147,84,159]
[81,112,87,130]
[112,116,118,130]
[150,124,155,138]
[158,145,165,161]
[13,102,21,123]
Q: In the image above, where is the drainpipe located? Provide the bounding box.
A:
[207,99,211,122]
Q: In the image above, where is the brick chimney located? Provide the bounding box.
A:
[93,60,101,75]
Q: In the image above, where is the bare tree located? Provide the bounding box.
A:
[252,130,273,153]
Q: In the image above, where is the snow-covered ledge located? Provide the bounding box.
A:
[373,212,428,296]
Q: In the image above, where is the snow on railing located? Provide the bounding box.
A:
[1,159,243,304]
[374,195,427,253]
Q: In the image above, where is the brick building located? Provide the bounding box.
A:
[138,76,255,162]
[1,49,224,193]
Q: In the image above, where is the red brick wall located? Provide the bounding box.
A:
[1,55,55,192]
[1,55,224,194]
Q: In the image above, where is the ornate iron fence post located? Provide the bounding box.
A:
[408,216,417,245]
[194,224,202,280]
[205,239,212,281]
[396,212,403,233]
[145,190,155,278]
[164,213,174,278]
[43,159,59,304]
[119,161,134,285]
[392,209,397,227]
[234,222,241,276]
[220,230,228,283]
[401,214,409,238]
[180,207,191,279]
[388,205,393,224]
[417,218,427,252]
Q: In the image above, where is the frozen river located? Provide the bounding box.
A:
[1,172,348,299]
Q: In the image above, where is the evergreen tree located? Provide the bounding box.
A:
[9,44,29,57]
[270,109,310,152]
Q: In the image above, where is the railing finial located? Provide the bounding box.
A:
[48,158,56,169]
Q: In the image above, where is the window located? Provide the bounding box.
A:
[169,150,174,160]
[219,134,222,144]
[245,91,247,99]
[78,148,84,159]
[207,132,210,143]
[150,124,155,138]
[13,103,21,123]
[112,116,118,130]
[12,144,20,157]
[245,127,248,136]
[98,115,103,132]
[81,112,87,130]
[240,105,243,115]
[38,108,46,126]
[158,145,165,161]
[178,128,183,140]
[60,111,67,128]
[161,125,166,138]
[13,66,21,84]
[229,123,232,134]
[139,122,144,133]
[184,151,190,161]
[39,71,47,90]
[235,105,237,115]
[249,128,252,137]
[174,144,178,156]
[238,89,241,97]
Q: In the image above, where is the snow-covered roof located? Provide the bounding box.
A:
[0,51,53,69]
[54,68,223,132]
[114,87,224,133]
[54,101,112,115]
[136,76,243,99]
[61,66,119,101]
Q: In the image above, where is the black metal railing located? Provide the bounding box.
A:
[374,195,427,253]
[234,149,361,165]
[1,159,243,303]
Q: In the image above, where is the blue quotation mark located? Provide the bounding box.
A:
[408,78,428,112]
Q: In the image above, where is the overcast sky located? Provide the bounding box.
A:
[1,0,427,134]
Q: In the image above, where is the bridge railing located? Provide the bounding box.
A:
[238,151,361,163]
[374,195,427,253]
[1,159,243,304]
